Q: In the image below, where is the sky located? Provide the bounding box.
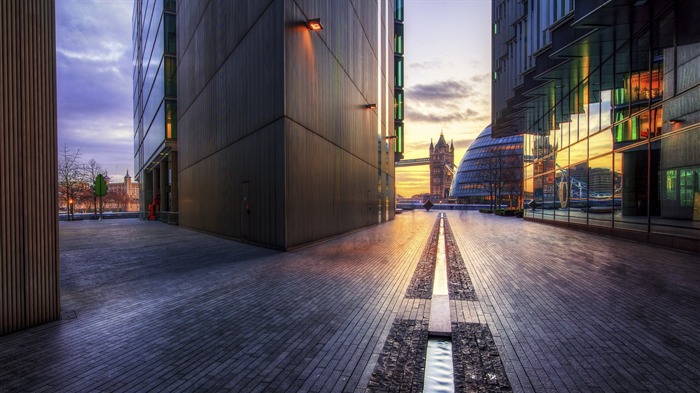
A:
[55,0,492,190]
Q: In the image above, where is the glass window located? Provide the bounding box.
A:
[555,147,569,169]
[164,14,176,54]
[165,100,177,139]
[164,56,176,97]
[394,90,404,120]
[569,140,587,165]
[394,56,403,88]
[395,0,404,20]
[589,129,613,159]
[679,168,695,207]
[394,22,403,54]
[568,161,589,224]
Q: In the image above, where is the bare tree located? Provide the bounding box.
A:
[477,146,523,210]
[83,158,107,215]
[58,145,84,220]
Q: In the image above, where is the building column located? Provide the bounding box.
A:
[141,172,153,219]
[170,151,178,212]
[160,160,169,212]
[152,166,161,213]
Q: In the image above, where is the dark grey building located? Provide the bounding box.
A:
[492,0,700,252]
[133,0,178,223]
[1,0,60,335]
[175,1,396,250]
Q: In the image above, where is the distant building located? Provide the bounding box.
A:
[1,0,60,335]
[132,0,178,223]
[429,132,455,201]
[105,171,140,212]
[451,125,523,206]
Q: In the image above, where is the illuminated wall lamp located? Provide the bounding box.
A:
[366,103,377,109]
[306,18,323,31]
[668,118,684,124]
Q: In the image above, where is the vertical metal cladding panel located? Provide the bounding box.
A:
[284,121,377,248]
[177,0,285,249]
[284,0,386,248]
[0,0,59,335]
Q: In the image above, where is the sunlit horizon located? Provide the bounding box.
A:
[55,0,493,194]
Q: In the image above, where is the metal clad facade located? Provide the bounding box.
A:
[1,0,60,335]
[177,0,394,250]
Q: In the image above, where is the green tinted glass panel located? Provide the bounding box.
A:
[394,0,404,20]
[680,169,695,207]
[664,170,676,200]
[394,22,403,54]
[394,90,403,120]
[395,123,404,154]
[394,56,403,88]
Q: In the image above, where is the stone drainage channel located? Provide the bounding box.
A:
[423,213,455,392]
[367,213,511,392]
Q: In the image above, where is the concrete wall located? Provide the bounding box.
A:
[177,0,393,249]
[0,0,60,335]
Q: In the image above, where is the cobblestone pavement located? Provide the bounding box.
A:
[1,211,699,392]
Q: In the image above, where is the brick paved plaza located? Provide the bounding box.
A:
[1,212,699,392]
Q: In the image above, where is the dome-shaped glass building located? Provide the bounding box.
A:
[450,125,523,206]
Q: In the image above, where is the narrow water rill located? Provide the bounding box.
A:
[424,338,454,393]
[424,213,455,392]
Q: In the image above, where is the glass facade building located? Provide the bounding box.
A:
[451,125,523,206]
[394,0,405,161]
[133,0,178,223]
[492,0,700,252]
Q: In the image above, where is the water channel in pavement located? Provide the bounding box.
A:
[423,213,455,392]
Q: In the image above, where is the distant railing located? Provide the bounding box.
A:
[58,212,139,221]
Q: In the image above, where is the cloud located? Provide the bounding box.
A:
[405,107,490,124]
[408,79,476,102]
[470,73,490,83]
[56,0,134,180]
[408,60,444,70]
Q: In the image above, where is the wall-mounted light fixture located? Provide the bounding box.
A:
[366,103,377,109]
[669,118,684,124]
[306,18,323,31]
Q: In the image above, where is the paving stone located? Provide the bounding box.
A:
[443,217,478,301]
[0,211,698,392]
[404,217,440,299]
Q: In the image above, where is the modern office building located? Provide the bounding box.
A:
[492,0,700,252]
[429,132,455,201]
[451,125,523,206]
[132,0,178,224]
[1,0,60,335]
[174,1,396,250]
[394,0,405,162]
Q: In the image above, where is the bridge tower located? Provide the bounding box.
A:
[430,131,455,201]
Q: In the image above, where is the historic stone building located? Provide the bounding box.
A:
[105,171,140,212]
[429,131,455,201]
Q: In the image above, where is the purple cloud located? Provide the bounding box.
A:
[56,0,134,181]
